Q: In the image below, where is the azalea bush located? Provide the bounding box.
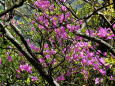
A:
[0,0,115,86]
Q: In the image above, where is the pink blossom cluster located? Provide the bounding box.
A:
[26,39,40,52]
[56,75,65,81]
[34,0,50,10]
[97,27,114,39]
[31,76,39,81]
[95,78,103,84]
[19,64,32,73]
[31,1,115,83]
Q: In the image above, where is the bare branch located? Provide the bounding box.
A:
[83,3,114,20]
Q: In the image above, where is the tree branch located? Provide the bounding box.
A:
[83,3,114,20]
[10,23,38,61]
[0,23,60,86]
[0,0,26,17]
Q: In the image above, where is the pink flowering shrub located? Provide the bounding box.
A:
[0,0,115,86]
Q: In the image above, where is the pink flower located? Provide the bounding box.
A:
[45,55,50,59]
[79,20,83,24]
[97,27,108,37]
[37,16,44,21]
[87,52,94,57]
[49,4,55,11]
[113,24,115,28]
[61,6,67,11]
[66,56,71,60]
[65,12,71,19]
[34,47,40,51]
[38,25,45,29]
[66,71,71,76]
[19,64,32,73]
[93,64,100,70]
[26,39,30,43]
[60,0,66,2]
[99,58,105,64]
[67,24,75,32]
[110,76,115,80]
[31,76,38,81]
[61,32,68,39]
[6,52,10,55]
[67,24,71,29]
[56,75,65,81]
[87,60,92,65]
[16,69,20,73]
[60,26,65,33]
[99,69,106,75]
[107,34,115,39]
[95,78,103,84]
[0,58,2,64]
[75,25,80,31]
[38,58,45,63]
[100,78,103,82]
[7,56,12,62]
[73,54,78,60]
[44,44,49,48]
[76,42,88,47]
[95,78,100,84]
[31,21,35,24]
[29,43,39,51]
[82,70,88,79]
[34,0,50,10]
[86,30,95,36]
[50,49,56,54]
[82,59,87,65]
[59,14,64,23]
[31,27,36,31]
